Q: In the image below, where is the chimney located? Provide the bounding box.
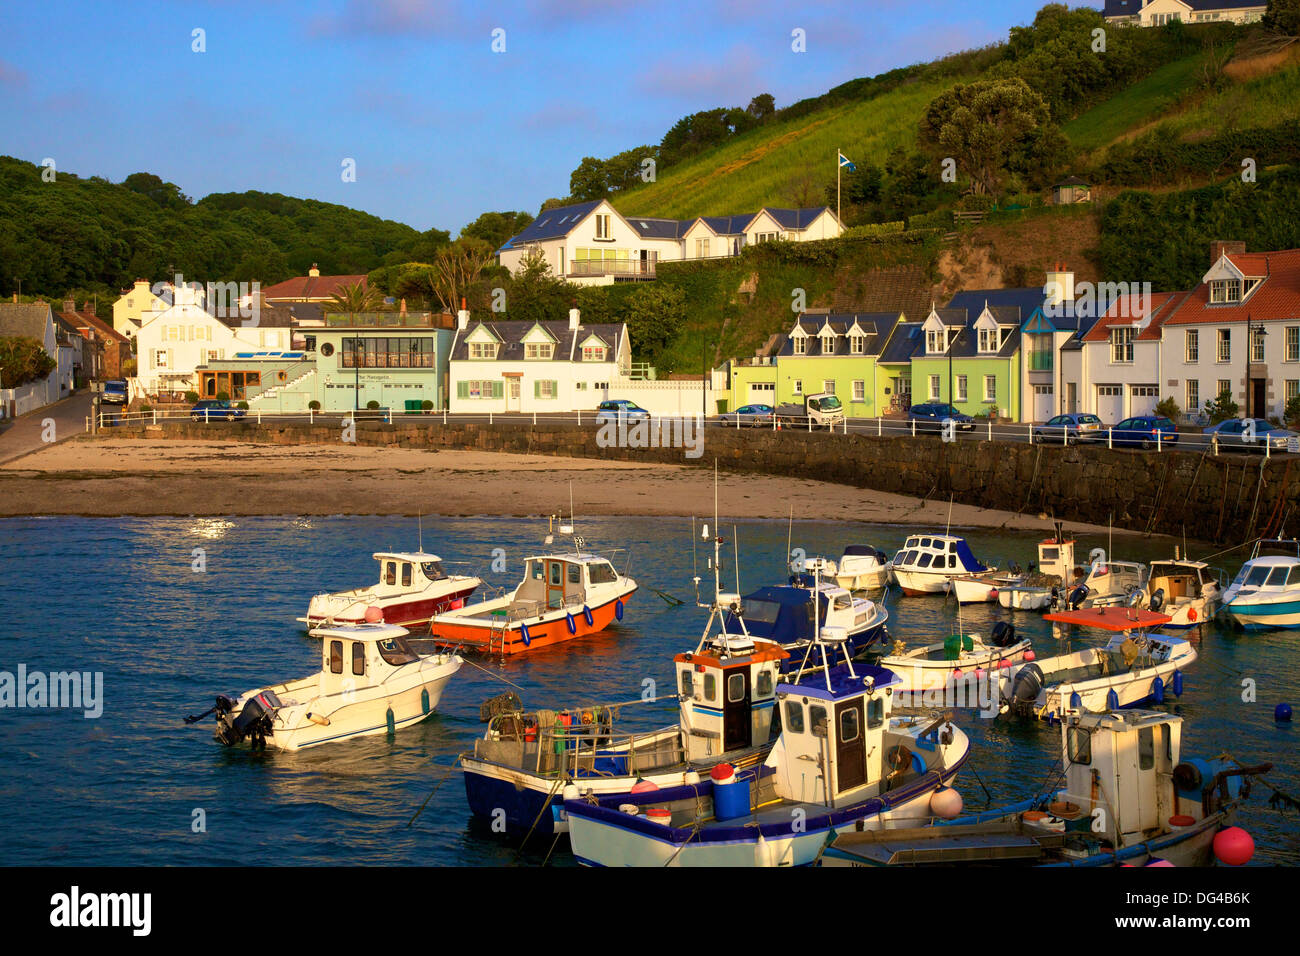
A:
[569,307,580,331]
[1044,262,1074,308]
[457,309,470,331]
[1209,240,1246,266]
[63,297,75,313]
[309,262,320,277]
[399,297,407,315]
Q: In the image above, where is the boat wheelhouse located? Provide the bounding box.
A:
[892,535,993,596]
[1000,607,1196,721]
[1220,538,1300,630]
[190,622,461,751]
[1066,559,1148,609]
[824,545,894,591]
[1145,554,1222,630]
[300,551,480,628]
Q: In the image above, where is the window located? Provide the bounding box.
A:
[850,335,864,354]
[1138,727,1154,770]
[534,380,558,400]
[983,374,996,402]
[703,673,716,702]
[458,380,504,400]
[469,342,496,360]
[926,330,943,354]
[567,563,581,585]
[821,334,835,355]
[867,698,884,729]
[1217,329,1231,363]
[582,345,605,362]
[928,375,940,401]
[784,701,805,734]
[1068,727,1091,764]
[423,560,445,580]
[756,670,773,697]
[809,705,828,736]
[839,707,860,743]
[1289,328,1300,363]
[1186,379,1199,413]
[525,343,553,360]
[376,634,419,665]
[1217,378,1232,399]
[153,350,168,369]
[680,670,693,696]
[1110,327,1134,364]
[792,379,802,395]
[852,380,865,402]
[955,375,967,402]
[1209,278,1241,304]
[588,562,618,584]
[978,328,996,352]
[595,214,611,239]
[1185,329,1198,363]
[385,562,396,585]
[1288,381,1300,405]
[329,640,343,674]
[695,237,710,258]
[342,337,437,367]
[352,641,365,676]
[727,673,746,703]
[823,380,835,395]
[792,336,807,355]
[1251,327,1265,363]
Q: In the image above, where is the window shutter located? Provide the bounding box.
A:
[492,381,504,399]
[534,380,540,399]
[457,381,468,399]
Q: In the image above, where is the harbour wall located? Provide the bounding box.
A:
[103,420,1297,542]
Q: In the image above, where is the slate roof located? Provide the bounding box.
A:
[0,303,54,342]
[945,287,1047,324]
[260,273,370,301]
[936,326,1023,360]
[627,216,690,240]
[877,322,924,364]
[698,214,754,235]
[926,308,967,327]
[450,320,625,363]
[1105,0,1263,14]
[777,312,902,357]
[504,201,603,248]
[761,207,834,230]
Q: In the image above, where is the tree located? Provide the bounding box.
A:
[569,157,612,201]
[621,284,687,363]
[460,210,534,251]
[500,247,575,324]
[427,239,494,315]
[747,93,776,120]
[122,172,191,209]
[1264,0,1300,34]
[918,78,1054,196]
[1285,392,1300,428]
[1205,387,1239,424]
[0,336,56,388]
[325,281,385,317]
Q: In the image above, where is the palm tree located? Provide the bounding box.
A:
[325,281,385,318]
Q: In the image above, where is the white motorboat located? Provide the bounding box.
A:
[951,569,1024,604]
[1221,538,1300,631]
[823,709,1269,867]
[1143,553,1222,630]
[881,621,1032,697]
[999,607,1196,721]
[823,545,894,590]
[892,534,994,596]
[999,585,1053,611]
[300,551,480,628]
[189,623,461,751]
[998,527,1082,611]
[1062,558,1148,609]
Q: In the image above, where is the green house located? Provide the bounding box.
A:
[768,312,905,416]
[911,301,1024,419]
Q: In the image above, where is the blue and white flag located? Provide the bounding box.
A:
[838,151,856,172]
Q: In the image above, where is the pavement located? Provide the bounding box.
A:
[0,391,94,465]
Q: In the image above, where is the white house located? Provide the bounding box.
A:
[134,285,295,396]
[0,302,74,417]
[1102,0,1265,26]
[1070,290,1183,423]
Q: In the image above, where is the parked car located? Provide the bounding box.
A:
[1111,416,1178,449]
[100,380,128,405]
[719,403,775,428]
[1203,418,1299,452]
[1033,413,1104,445]
[190,400,246,422]
[906,402,975,433]
[595,400,650,425]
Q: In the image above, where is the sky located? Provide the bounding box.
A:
[0,0,1078,234]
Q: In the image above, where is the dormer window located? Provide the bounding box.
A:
[582,345,605,361]
[850,335,865,354]
[525,343,554,360]
[821,333,836,355]
[1210,278,1242,304]
[469,342,498,360]
[793,336,807,355]
[926,330,944,354]
[978,329,996,353]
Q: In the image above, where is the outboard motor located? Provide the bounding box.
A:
[1148,587,1165,613]
[1009,663,1044,707]
[1067,584,1090,610]
[215,690,282,748]
[990,621,1018,647]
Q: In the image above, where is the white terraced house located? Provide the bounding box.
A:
[1102,0,1265,26]
[497,199,844,285]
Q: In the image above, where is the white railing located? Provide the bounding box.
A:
[82,408,1299,456]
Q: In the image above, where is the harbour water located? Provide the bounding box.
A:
[0,514,1295,865]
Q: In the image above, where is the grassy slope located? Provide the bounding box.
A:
[1062,54,1207,153]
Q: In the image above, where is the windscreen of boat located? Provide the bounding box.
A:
[422,561,446,580]
[726,587,816,644]
[587,561,618,584]
[1243,564,1271,588]
[1266,565,1292,587]
[377,634,420,665]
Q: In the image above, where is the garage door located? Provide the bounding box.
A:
[748,382,775,403]
[1130,385,1159,418]
[1033,384,1054,422]
[1097,385,1123,425]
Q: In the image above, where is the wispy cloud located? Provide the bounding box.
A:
[0,59,28,88]
[636,44,762,104]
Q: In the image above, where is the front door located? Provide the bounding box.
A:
[507,378,520,411]
[722,669,751,751]
[546,560,565,610]
[833,699,867,793]
[1252,378,1266,419]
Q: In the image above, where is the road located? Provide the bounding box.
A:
[0,391,94,465]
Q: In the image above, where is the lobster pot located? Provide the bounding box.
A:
[713,779,750,821]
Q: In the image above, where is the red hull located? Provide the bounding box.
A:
[431,590,634,654]
[305,586,479,628]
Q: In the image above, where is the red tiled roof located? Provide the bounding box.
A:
[1081,291,1186,342]
[1164,248,1300,325]
[260,274,369,301]
[1225,253,1269,277]
[57,309,129,344]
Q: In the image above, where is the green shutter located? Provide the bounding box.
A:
[534,380,540,399]
[457,381,468,399]
[492,381,504,399]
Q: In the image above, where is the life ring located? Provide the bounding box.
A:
[1187,608,1197,622]
[615,599,625,621]
[278,369,287,382]
[520,622,531,646]
[583,605,594,627]
[566,612,577,634]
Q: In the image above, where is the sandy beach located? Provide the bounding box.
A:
[0,436,1142,536]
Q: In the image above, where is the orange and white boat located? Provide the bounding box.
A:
[430,522,636,655]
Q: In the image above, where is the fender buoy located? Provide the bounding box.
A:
[385,707,396,735]
[1187,608,1197,622]
[1106,688,1120,711]
[520,622,531,646]
[615,599,625,621]
[1152,677,1165,704]
[583,605,594,627]
[566,612,577,634]
[1172,670,1184,697]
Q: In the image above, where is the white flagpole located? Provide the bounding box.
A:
[837,148,841,224]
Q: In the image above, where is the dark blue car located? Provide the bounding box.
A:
[906,402,975,433]
[1110,415,1179,449]
[190,400,246,422]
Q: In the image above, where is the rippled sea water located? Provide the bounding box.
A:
[0,515,1295,865]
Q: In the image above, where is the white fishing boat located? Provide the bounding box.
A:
[300,551,480,628]
[881,621,1032,696]
[1063,557,1148,609]
[823,709,1270,867]
[822,545,894,591]
[188,623,461,751]
[1143,552,1222,630]
[461,522,786,836]
[892,534,994,596]
[950,569,1024,604]
[998,585,1054,611]
[999,527,1081,612]
[1221,538,1300,631]
[999,607,1196,721]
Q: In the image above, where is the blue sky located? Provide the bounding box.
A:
[1,0,1073,234]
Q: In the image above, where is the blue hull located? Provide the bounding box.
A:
[1223,599,1300,631]
[464,769,559,837]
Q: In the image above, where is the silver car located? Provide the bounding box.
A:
[719,403,774,427]
[1203,418,1299,452]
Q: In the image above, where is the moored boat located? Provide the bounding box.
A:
[881,621,1031,697]
[951,569,1024,604]
[892,534,994,596]
[1143,552,1222,630]
[299,551,480,628]
[823,545,894,591]
[1221,538,1300,631]
[187,622,461,751]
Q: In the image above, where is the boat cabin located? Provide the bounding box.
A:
[724,583,880,661]
[1078,560,1147,604]
[769,665,903,809]
[1037,535,1076,582]
[1230,554,1300,593]
[372,551,450,592]
[312,622,422,694]
[675,631,788,762]
[894,535,988,574]
[513,552,622,611]
[1148,560,1219,606]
